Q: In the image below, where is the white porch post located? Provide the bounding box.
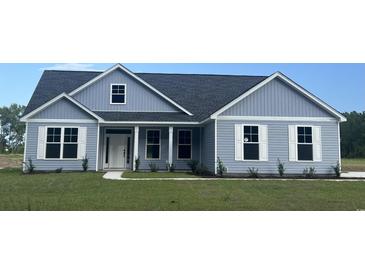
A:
[133,126,139,171]
[168,126,173,165]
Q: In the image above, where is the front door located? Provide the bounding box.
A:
[107,134,129,169]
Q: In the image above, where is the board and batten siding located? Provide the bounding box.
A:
[136,127,201,171]
[221,78,333,117]
[201,121,215,172]
[24,122,98,171]
[31,98,96,120]
[216,119,340,175]
[73,69,179,112]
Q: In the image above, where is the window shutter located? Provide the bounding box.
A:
[235,124,243,161]
[312,126,322,162]
[259,125,268,161]
[77,127,87,160]
[37,126,46,159]
[288,125,297,161]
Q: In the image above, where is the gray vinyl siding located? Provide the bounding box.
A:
[73,69,179,112]
[217,119,340,175]
[221,78,333,117]
[31,98,96,120]
[201,121,215,172]
[136,127,201,171]
[24,122,98,171]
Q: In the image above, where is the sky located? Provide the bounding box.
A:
[0,63,363,112]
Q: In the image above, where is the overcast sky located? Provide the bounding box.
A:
[0,63,363,112]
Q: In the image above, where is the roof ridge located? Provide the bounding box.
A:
[136,72,268,77]
[44,69,103,73]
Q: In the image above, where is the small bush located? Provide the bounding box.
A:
[149,162,159,172]
[55,168,63,173]
[82,155,88,172]
[332,161,341,178]
[135,156,140,171]
[303,167,316,178]
[216,157,227,177]
[248,167,259,178]
[195,164,211,176]
[277,158,285,177]
[187,160,199,173]
[23,158,35,174]
[166,162,175,172]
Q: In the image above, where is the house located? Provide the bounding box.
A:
[20,64,346,175]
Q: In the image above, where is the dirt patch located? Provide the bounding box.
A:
[0,154,23,168]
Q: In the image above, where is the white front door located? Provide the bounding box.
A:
[108,134,128,169]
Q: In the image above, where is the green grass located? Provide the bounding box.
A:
[342,158,365,172]
[1,168,365,210]
[123,171,199,178]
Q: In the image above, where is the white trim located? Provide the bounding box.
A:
[168,126,173,164]
[240,124,267,162]
[43,126,81,160]
[214,119,217,175]
[210,72,347,122]
[22,122,28,171]
[100,121,200,125]
[338,122,342,172]
[20,93,103,122]
[95,123,100,171]
[217,116,337,122]
[145,129,161,160]
[176,129,192,160]
[26,119,97,124]
[294,125,317,162]
[133,126,139,171]
[110,83,127,105]
[68,64,193,116]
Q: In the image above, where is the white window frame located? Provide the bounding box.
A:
[110,83,127,105]
[45,126,80,160]
[296,125,314,162]
[145,129,161,160]
[242,124,261,162]
[177,129,192,160]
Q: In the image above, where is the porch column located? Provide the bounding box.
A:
[133,126,139,171]
[168,126,173,165]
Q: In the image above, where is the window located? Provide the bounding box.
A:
[297,126,313,161]
[146,130,160,159]
[177,130,192,160]
[110,84,126,104]
[243,125,259,160]
[46,127,61,158]
[45,127,79,159]
[63,128,78,158]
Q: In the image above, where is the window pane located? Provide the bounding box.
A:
[178,130,191,145]
[178,145,191,159]
[298,127,304,134]
[147,145,159,159]
[305,135,312,143]
[147,131,159,144]
[63,144,78,158]
[298,144,313,161]
[251,134,258,143]
[244,144,259,160]
[112,95,125,103]
[244,134,251,143]
[298,135,305,143]
[251,126,258,134]
[305,127,312,135]
[46,144,60,158]
[244,126,250,134]
[64,128,71,135]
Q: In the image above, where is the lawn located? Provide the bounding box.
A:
[0,154,23,169]
[342,158,365,172]
[1,168,365,210]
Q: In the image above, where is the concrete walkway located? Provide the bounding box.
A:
[341,172,365,178]
[103,171,124,180]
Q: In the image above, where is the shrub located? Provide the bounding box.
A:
[303,167,316,178]
[187,160,199,173]
[332,161,341,178]
[149,162,159,172]
[135,156,140,171]
[248,167,259,178]
[216,157,227,177]
[166,162,175,172]
[195,164,211,176]
[55,168,63,173]
[82,155,89,172]
[277,158,285,177]
[23,158,35,174]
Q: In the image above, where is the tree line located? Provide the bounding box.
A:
[0,104,364,158]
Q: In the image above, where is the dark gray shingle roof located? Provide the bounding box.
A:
[24,69,268,121]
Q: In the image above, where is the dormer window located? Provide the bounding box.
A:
[110,84,126,104]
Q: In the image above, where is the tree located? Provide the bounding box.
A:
[341,111,365,158]
[0,104,26,153]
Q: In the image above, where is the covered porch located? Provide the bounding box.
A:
[97,125,203,171]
